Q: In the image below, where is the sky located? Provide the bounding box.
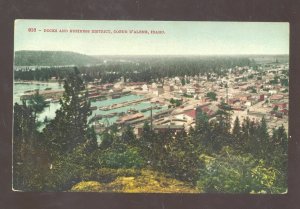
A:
[14,20,289,55]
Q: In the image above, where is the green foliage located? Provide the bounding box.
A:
[280,78,288,87]
[232,116,242,139]
[250,88,257,93]
[138,121,202,183]
[170,98,182,107]
[273,106,279,111]
[95,147,145,169]
[99,129,114,150]
[181,77,186,86]
[13,102,51,191]
[197,147,283,193]
[195,108,209,132]
[138,122,162,168]
[121,125,137,145]
[43,68,93,155]
[85,127,98,152]
[13,141,51,191]
[206,92,217,101]
[269,78,279,84]
[163,134,204,183]
[183,93,193,98]
[269,125,288,187]
[28,90,48,115]
[20,145,102,191]
[13,102,37,141]
[194,104,233,153]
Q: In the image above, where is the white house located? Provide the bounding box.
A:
[142,84,148,92]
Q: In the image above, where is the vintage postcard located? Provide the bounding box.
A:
[13,20,289,193]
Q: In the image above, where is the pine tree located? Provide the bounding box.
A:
[259,117,269,141]
[13,102,50,191]
[275,125,288,149]
[195,107,209,134]
[28,90,48,118]
[210,102,232,150]
[14,102,36,143]
[232,116,242,148]
[139,121,162,168]
[217,101,232,133]
[188,126,195,137]
[99,129,113,150]
[271,125,288,188]
[43,68,92,156]
[85,127,98,152]
[232,116,241,137]
[241,117,251,140]
[257,117,270,157]
[194,108,208,142]
[121,125,136,146]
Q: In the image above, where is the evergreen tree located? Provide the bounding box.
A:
[217,101,232,133]
[241,117,258,153]
[188,126,195,137]
[273,125,288,148]
[194,108,217,152]
[210,102,232,149]
[232,116,242,147]
[241,117,251,140]
[206,92,217,101]
[121,125,136,146]
[141,121,152,139]
[13,102,50,191]
[85,127,98,152]
[164,132,202,183]
[195,107,209,134]
[14,102,36,143]
[258,117,270,156]
[43,68,92,156]
[139,121,159,167]
[181,77,186,86]
[270,125,288,188]
[99,129,114,150]
[28,90,48,117]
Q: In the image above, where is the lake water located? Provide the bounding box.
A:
[14,82,63,104]
[14,82,167,126]
[90,95,167,125]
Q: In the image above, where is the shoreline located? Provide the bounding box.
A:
[14,80,60,85]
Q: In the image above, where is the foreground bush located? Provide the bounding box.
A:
[197,147,286,194]
[95,147,145,169]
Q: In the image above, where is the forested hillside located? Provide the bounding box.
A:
[15,51,101,66]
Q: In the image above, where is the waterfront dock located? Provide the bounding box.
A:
[99,97,151,111]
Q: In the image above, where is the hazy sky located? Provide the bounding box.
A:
[14,20,289,55]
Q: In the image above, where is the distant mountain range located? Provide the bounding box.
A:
[14,51,101,66]
[14,50,289,67]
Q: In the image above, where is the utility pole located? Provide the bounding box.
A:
[150,105,153,131]
[226,83,229,104]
